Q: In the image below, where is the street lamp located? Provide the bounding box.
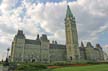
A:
[7,48,10,59]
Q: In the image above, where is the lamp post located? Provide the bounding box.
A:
[7,48,10,59]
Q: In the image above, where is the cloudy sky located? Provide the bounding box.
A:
[0,0,108,61]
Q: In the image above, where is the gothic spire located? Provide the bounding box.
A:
[36,34,39,40]
[81,41,84,47]
[66,5,73,18]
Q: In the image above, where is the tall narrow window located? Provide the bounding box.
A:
[72,31,75,44]
[70,56,72,60]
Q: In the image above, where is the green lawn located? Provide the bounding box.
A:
[0,63,2,66]
[52,64,108,71]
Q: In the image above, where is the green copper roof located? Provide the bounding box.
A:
[25,39,41,45]
[66,5,73,17]
[15,30,25,38]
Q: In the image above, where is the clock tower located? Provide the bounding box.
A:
[65,5,80,63]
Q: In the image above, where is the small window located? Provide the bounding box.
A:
[70,56,72,60]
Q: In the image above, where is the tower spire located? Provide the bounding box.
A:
[66,5,73,18]
[65,3,80,62]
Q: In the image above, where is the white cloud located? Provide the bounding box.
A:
[103,45,108,55]
[77,0,108,16]
[90,24,108,37]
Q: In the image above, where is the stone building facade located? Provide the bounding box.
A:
[79,42,104,62]
[10,31,66,63]
[10,5,104,63]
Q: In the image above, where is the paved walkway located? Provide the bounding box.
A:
[0,66,3,71]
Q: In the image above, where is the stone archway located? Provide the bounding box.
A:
[31,59,35,62]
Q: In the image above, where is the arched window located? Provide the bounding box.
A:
[70,56,72,60]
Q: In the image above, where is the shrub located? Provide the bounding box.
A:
[15,63,48,71]
[87,62,99,64]
[51,61,68,66]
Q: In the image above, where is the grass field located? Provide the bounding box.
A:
[0,63,2,66]
[52,64,108,71]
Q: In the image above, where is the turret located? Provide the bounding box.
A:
[15,30,25,39]
[10,30,25,62]
[40,34,49,41]
[96,44,102,49]
[40,34,50,63]
[52,40,57,44]
[95,44,104,61]
[86,42,93,48]
[81,41,84,47]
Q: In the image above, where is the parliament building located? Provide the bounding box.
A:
[10,5,104,63]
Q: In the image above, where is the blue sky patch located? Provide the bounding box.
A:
[0,0,2,5]
[98,31,108,46]
[27,0,77,4]
[14,0,23,8]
